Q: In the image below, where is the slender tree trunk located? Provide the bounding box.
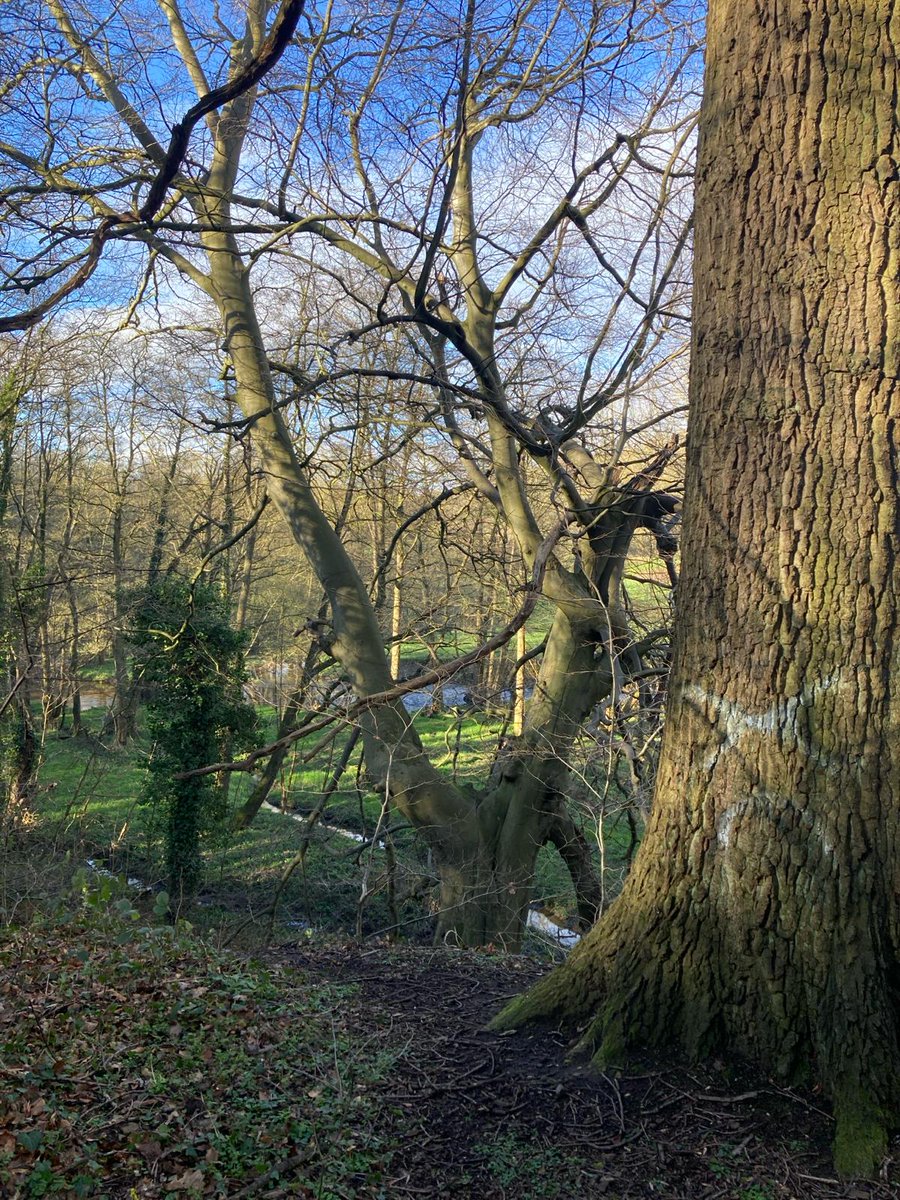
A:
[146,423,184,590]
[234,518,259,633]
[67,581,82,737]
[62,395,82,736]
[108,505,137,745]
[34,460,64,732]
[512,623,526,736]
[389,542,403,682]
[8,694,37,815]
[38,620,61,731]
[226,438,264,635]
[482,531,508,702]
[496,0,900,1177]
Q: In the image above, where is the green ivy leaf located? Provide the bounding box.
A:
[17,1128,44,1152]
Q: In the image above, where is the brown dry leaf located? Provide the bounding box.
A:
[166,1167,205,1192]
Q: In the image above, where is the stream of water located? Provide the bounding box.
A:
[80,681,492,714]
[260,801,580,950]
[86,804,580,951]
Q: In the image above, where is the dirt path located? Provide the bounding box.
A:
[279,943,898,1200]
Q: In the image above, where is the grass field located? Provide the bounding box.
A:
[17,696,640,954]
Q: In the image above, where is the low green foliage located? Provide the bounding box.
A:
[706,1142,778,1199]
[0,894,394,1198]
[740,1184,776,1200]
[473,1130,588,1199]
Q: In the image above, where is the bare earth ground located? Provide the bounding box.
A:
[279,943,900,1200]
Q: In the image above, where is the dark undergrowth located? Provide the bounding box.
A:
[1,838,898,1200]
[1,887,392,1198]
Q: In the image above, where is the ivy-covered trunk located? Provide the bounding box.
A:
[495,0,900,1178]
[135,580,258,900]
[0,375,38,830]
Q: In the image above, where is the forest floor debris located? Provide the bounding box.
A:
[2,897,898,1200]
[278,943,900,1200]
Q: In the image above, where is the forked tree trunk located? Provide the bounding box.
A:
[210,241,657,948]
[389,542,403,682]
[148,17,656,953]
[495,0,900,1177]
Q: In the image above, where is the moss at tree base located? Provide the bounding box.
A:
[491,942,898,1182]
[488,966,572,1032]
[832,1088,890,1180]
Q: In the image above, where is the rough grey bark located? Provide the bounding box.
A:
[496,0,900,1177]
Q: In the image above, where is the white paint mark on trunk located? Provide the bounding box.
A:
[714,791,835,857]
[683,671,843,770]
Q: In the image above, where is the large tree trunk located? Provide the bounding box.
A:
[495,0,900,1178]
